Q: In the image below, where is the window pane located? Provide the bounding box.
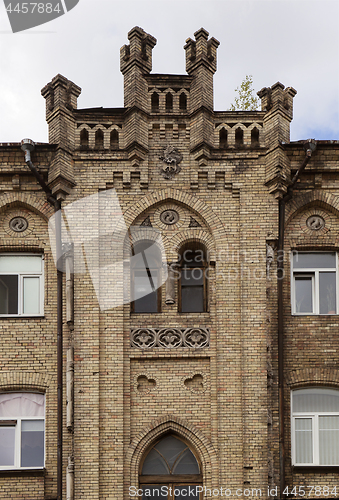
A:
[173,448,200,474]
[0,275,18,314]
[141,449,169,475]
[154,435,187,469]
[293,388,339,412]
[293,252,336,269]
[21,421,44,467]
[181,269,204,286]
[319,416,339,465]
[295,276,313,313]
[0,427,15,466]
[319,272,336,314]
[0,255,42,273]
[142,486,167,500]
[175,485,200,500]
[295,418,313,464]
[181,287,204,313]
[23,277,40,314]
[183,248,205,267]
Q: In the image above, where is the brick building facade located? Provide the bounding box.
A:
[0,26,338,500]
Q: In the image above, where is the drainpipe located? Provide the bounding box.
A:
[277,139,317,498]
[21,139,64,500]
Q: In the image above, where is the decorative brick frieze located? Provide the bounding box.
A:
[130,327,210,349]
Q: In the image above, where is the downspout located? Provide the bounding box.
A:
[277,139,317,498]
[21,139,64,500]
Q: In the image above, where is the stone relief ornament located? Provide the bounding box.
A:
[131,327,210,349]
[9,216,28,232]
[159,145,183,179]
[160,209,179,225]
[266,243,275,279]
[306,215,325,231]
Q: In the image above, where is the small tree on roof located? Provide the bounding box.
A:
[229,75,259,111]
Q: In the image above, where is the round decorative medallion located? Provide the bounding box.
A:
[9,216,28,232]
[160,209,179,225]
[306,215,325,231]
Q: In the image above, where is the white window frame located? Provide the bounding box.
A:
[0,395,45,470]
[291,389,339,466]
[291,252,338,315]
[0,253,44,317]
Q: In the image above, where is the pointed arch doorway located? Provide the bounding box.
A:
[139,434,202,499]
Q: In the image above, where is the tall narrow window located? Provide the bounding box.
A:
[235,127,243,146]
[251,127,259,146]
[140,434,202,500]
[0,393,45,469]
[0,254,44,316]
[292,252,337,314]
[151,93,159,113]
[179,243,207,313]
[80,129,88,148]
[131,240,162,313]
[110,129,119,150]
[219,128,228,148]
[165,93,173,112]
[292,388,339,466]
[95,129,104,148]
[179,93,187,111]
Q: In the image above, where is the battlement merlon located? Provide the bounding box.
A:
[257,82,297,122]
[120,26,157,75]
[184,28,220,75]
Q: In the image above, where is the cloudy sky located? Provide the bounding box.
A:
[0,0,338,143]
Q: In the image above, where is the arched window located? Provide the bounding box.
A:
[80,128,88,148]
[131,240,162,313]
[251,127,259,146]
[179,93,187,111]
[219,128,228,148]
[151,93,159,113]
[235,127,243,146]
[140,435,201,500]
[179,243,207,313]
[110,129,119,150]
[291,387,339,466]
[165,93,173,112]
[95,129,104,149]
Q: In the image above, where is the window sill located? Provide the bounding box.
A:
[0,468,45,476]
[292,465,339,470]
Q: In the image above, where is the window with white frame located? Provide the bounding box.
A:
[291,388,339,466]
[291,252,337,315]
[0,393,45,469]
[0,254,44,316]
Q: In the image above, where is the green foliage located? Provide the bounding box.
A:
[229,75,259,111]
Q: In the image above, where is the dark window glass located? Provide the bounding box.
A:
[0,275,18,314]
[179,93,187,111]
[166,93,173,112]
[152,93,159,113]
[180,246,206,313]
[132,240,161,313]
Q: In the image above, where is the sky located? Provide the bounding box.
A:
[0,0,338,143]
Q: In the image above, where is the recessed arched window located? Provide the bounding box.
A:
[219,128,228,148]
[131,240,162,313]
[251,127,259,146]
[110,129,119,150]
[95,129,104,149]
[140,434,202,499]
[235,127,243,146]
[179,93,187,111]
[179,243,207,313]
[165,93,173,112]
[80,129,88,148]
[151,93,159,113]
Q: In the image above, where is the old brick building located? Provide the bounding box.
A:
[0,26,339,500]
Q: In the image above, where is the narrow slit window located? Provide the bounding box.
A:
[110,129,119,150]
[80,129,88,148]
[151,93,159,113]
[179,93,187,111]
[166,93,173,112]
[235,127,243,146]
[219,128,228,148]
[95,129,104,148]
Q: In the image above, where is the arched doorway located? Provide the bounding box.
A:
[140,434,202,499]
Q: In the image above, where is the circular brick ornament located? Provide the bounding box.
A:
[306,215,325,231]
[9,216,28,232]
[160,209,179,225]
